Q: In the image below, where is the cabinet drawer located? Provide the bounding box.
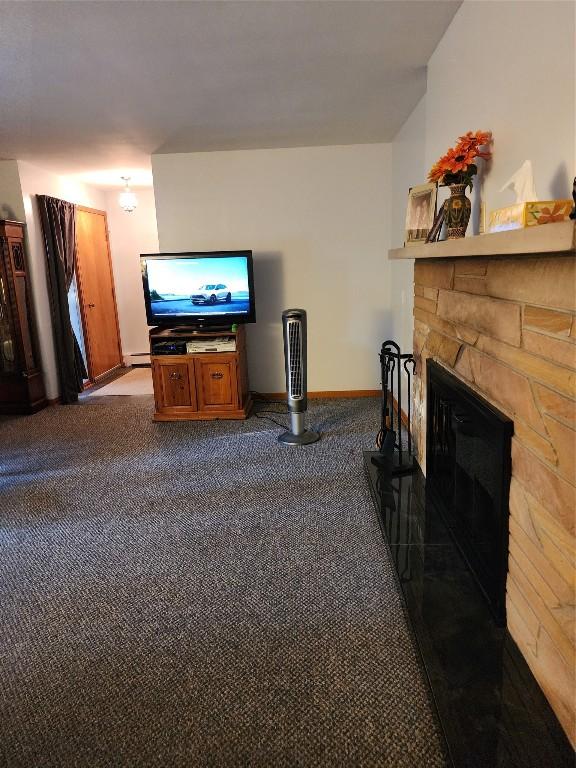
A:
[195,355,238,410]
[152,360,196,409]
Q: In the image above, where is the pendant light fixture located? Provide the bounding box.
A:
[119,176,138,213]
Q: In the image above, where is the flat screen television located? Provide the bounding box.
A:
[140,250,255,328]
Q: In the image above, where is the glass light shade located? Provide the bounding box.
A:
[119,188,138,212]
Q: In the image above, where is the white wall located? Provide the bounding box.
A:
[105,188,159,362]
[375,96,427,409]
[152,144,392,393]
[16,161,106,399]
[386,0,575,353]
[426,0,575,221]
[389,96,427,360]
[0,160,26,222]
[1,158,158,397]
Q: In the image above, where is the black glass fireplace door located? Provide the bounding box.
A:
[426,360,513,625]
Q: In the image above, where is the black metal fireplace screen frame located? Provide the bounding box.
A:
[426,359,513,624]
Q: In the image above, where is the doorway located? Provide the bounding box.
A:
[75,207,123,382]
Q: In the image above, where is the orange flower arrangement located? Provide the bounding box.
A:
[428,130,492,190]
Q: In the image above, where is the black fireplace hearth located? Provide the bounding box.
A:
[362,457,573,767]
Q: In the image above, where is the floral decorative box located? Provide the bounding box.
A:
[489,200,572,232]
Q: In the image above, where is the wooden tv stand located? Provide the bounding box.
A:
[149,325,252,422]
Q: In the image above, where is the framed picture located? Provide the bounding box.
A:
[426,201,445,243]
[404,183,437,246]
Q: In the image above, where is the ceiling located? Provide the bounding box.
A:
[0,0,461,188]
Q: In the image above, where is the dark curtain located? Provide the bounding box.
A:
[37,195,87,403]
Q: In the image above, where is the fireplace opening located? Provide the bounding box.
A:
[426,360,513,624]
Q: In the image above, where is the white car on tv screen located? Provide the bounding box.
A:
[191,284,232,305]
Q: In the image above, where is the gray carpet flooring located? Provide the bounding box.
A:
[0,396,446,768]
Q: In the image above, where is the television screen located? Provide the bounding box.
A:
[141,251,255,327]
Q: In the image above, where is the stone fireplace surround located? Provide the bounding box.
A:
[390,221,575,747]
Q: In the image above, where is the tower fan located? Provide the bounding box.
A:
[278,309,320,445]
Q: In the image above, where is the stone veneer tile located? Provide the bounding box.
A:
[414,261,454,290]
[422,286,439,301]
[413,328,428,360]
[508,558,572,659]
[508,551,574,670]
[465,347,544,431]
[533,384,576,428]
[414,307,456,337]
[509,478,574,586]
[455,259,488,276]
[543,415,576,485]
[510,521,575,653]
[453,276,488,295]
[454,345,474,382]
[524,306,573,337]
[512,438,575,536]
[475,335,576,398]
[437,290,521,346]
[522,330,576,370]
[507,576,541,641]
[486,256,576,312]
[455,326,479,345]
[514,418,557,466]
[508,605,575,748]
[423,330,461,368]
[414,295,438,314]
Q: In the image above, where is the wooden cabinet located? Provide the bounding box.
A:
[0,220,47,414]
[150,326,251,421]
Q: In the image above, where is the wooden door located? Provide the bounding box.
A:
[194,355,239,411]
[75,207,122,380]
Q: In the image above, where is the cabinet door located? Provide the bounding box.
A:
[0,248,17,375]
[195,355,239,411]
[9,238,38,372]
[153,359,197,410]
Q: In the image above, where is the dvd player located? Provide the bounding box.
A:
[151,340,188,355]
[186,337,236,353]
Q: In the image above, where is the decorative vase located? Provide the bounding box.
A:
[445,184,472,239]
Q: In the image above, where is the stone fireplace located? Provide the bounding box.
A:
[392,221,575,747]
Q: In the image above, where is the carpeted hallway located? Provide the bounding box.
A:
[0,396,446,767]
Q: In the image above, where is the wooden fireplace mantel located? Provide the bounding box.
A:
[389,220,575,260]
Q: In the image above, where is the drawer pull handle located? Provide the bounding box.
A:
[169,372,182,380]
[211,372,224,380]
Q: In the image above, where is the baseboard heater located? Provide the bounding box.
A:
[124,353,151,366]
